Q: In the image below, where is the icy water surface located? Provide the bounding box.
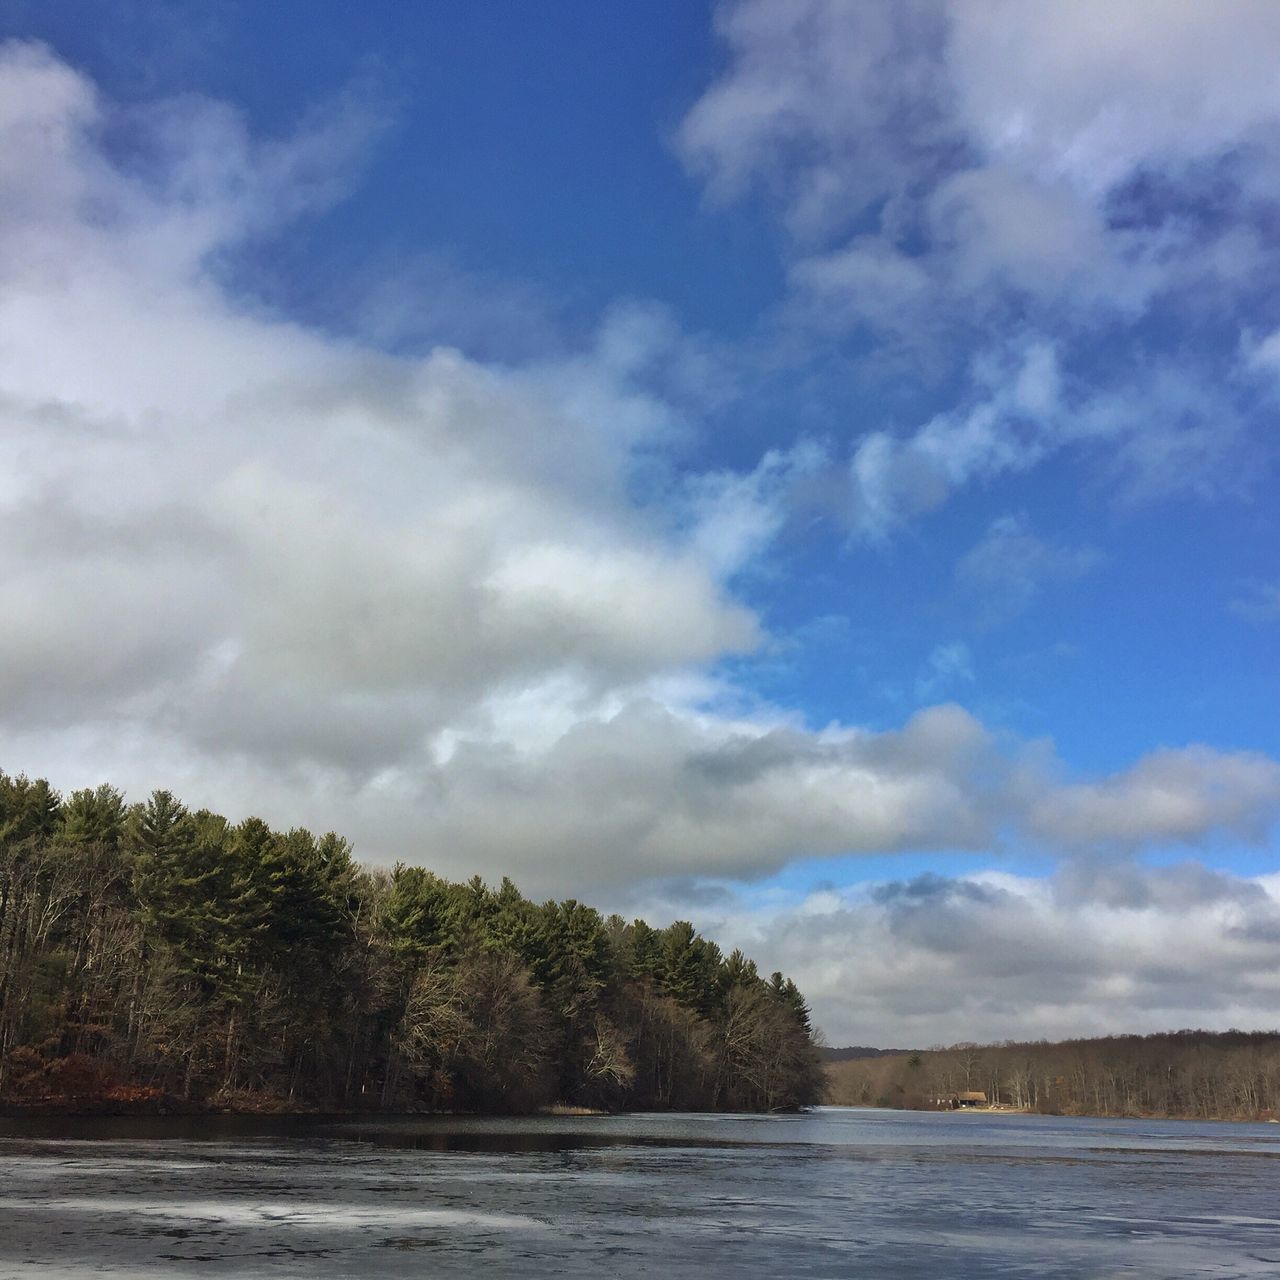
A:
[2,1108,1280,1277]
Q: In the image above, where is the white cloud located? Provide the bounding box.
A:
[677,0,951,237]
[845,341,1062,539]
[0,43,753,797]
[672,864,1280,1045]
[829,338,1253,541]
[2,41,1278,905]
[924,166,1133,305]
[1031,747,1280,849]
[683,0,1280,458]
[679,0,1279,530]
[946,0,1280,195]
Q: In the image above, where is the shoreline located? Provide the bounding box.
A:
[4,1095,1277,1125]
[831,1102,1279,1125]
[0,1095,610,1121]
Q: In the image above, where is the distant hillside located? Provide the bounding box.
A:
[820,1045,914,1063]
[824,1030,1280,1119]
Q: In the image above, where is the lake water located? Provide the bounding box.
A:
[2,1107,1279,1277]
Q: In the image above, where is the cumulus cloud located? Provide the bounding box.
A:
[685,0,1280,314]
[672,865,1280,1044]
[2,41,1278,905]
[1030,748,1280,850]
[683,0,1280,523]
[0,43,751,737]
[385,701,1006,888]
[678,0,952,236]
[946,1,1280,194]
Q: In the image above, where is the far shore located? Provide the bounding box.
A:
[828,1101,1279,1124]
[4,1093,1278,1126]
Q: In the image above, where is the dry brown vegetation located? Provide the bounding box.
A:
[825,1031,1280,1120]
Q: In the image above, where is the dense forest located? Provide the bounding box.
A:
[826,1031,1280,1120]
[0,772,822,1115]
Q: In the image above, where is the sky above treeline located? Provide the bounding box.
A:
[2,0,1279,1047]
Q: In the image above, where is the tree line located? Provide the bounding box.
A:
[825,1030,1280,1120]
[0,771,822,1114]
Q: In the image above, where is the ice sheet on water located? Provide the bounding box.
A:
[2,1110,1279,1279]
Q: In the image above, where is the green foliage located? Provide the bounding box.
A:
[380,865,459,959]
[0,772,62,845]
[0,768,822,1114]
[58,786,126,849]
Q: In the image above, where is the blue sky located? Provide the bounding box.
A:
[2,1,1279,1043]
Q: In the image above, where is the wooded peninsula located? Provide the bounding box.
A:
[0,772,822,1115]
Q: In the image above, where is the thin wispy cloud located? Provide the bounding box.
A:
[957,514,1102,624]
[1230,581,1280,623]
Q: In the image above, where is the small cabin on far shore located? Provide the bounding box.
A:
[934,1091,988,1109]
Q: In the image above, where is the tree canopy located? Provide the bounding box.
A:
[0,769,822,1114]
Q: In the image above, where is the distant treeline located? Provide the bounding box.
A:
[826,1031,1280,1119]
[820,1045,914,1063]
[0,772,822,1114]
